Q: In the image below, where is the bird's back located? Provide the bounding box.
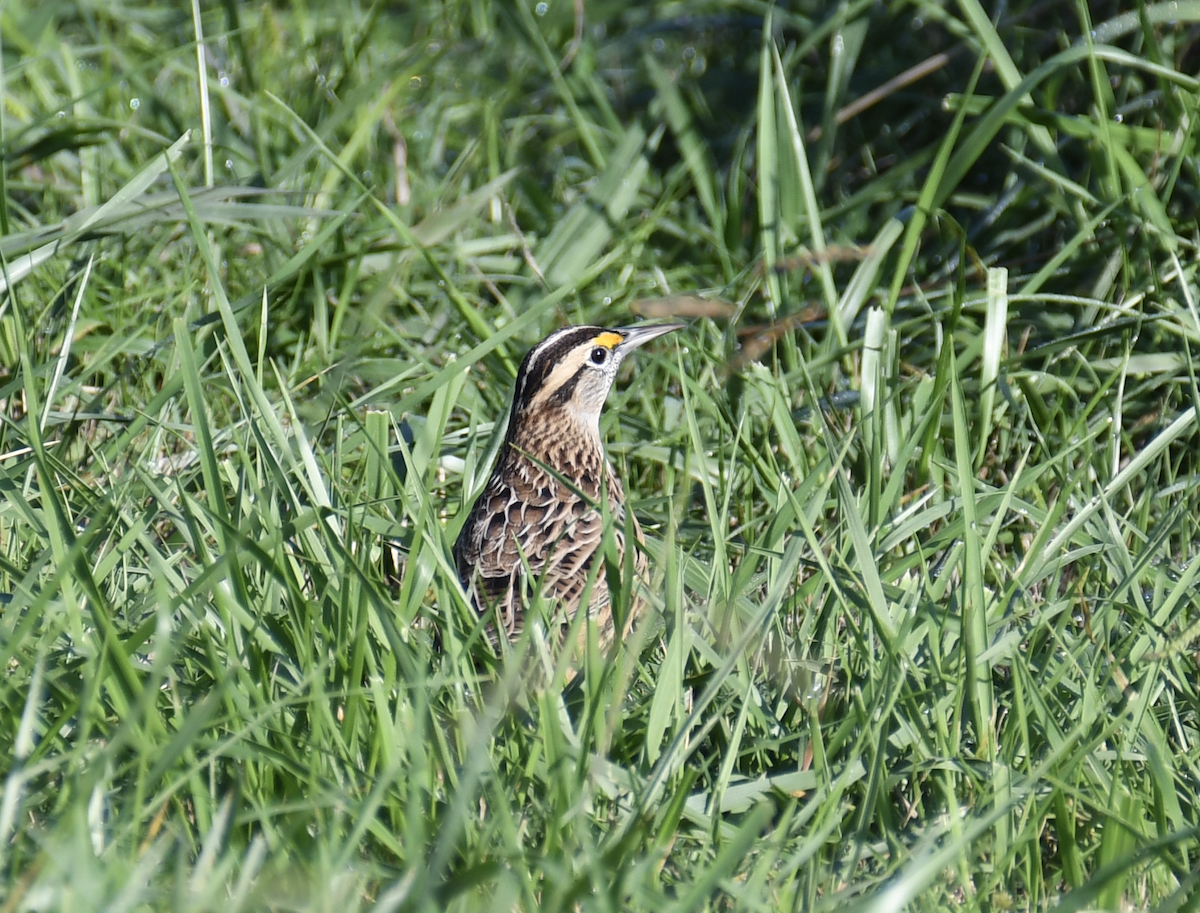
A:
[454,443,645,650]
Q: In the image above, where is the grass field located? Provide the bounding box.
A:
[3,1,1200,910]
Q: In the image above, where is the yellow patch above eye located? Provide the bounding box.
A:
[593,331,624,349]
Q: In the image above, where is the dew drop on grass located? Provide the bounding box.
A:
[218,70,229,87]
[129,98,140,110]
[535,1,547,14]
[602,297,612,305]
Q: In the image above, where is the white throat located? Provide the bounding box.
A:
[568,406,602,438]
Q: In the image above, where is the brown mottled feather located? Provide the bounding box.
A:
[454,399,647,652]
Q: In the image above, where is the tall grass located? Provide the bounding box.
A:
[2,1,1199,910]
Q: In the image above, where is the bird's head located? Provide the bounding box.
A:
[509,323,683,435]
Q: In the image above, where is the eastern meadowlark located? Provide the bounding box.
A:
[454,322,683,656]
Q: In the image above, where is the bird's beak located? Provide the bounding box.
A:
[614,322,685,352]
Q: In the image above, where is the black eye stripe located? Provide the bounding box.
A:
[547,366,586,407]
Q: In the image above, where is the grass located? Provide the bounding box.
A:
[2,0,1200,909]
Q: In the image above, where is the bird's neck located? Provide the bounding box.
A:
[503,408,610,490]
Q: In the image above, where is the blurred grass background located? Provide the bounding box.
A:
[2,1,1200,910]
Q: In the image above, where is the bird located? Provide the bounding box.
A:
[454,322,683,660]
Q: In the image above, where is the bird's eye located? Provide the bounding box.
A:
[590,346,609,365]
